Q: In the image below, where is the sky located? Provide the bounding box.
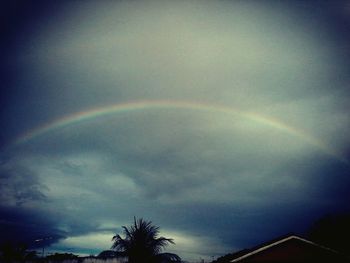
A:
[1,0,350,261]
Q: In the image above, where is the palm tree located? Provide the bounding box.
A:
[111,217,181,263]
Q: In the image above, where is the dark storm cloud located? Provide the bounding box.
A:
[0,0,67,148]
[0,155,112,248]
[0,162,47,206]
[0,161,63,246]
[0,206,64,248]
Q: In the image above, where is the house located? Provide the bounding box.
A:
[228,234,350,263]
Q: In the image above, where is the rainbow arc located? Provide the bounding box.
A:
[14,100,347,163]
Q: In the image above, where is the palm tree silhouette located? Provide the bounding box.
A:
[111,217,181,263]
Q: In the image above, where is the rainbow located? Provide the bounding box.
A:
[14,100,347,163]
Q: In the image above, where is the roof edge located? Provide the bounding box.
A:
[230,235,341,262]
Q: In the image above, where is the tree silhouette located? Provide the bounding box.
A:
[0,241,37,262]
[111,217,181,263]
[98,250,125,259]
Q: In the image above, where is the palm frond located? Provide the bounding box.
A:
[111,218,181,263]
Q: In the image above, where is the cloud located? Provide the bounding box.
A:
[0,205,65,247]
[1,0,350,261]
[0,162,47,206]
[55,232,114,252]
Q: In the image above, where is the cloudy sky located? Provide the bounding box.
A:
[1,0,350,261]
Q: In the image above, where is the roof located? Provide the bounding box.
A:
[230,234,346,262]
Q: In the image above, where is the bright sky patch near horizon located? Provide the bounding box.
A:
[1,0,350,261]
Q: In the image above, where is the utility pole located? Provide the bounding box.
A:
[35,237,52,258]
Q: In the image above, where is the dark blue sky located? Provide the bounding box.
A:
[1,1,350,261]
